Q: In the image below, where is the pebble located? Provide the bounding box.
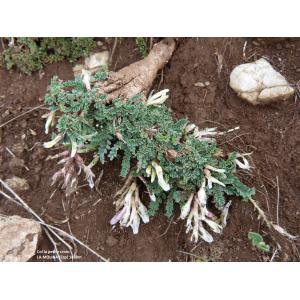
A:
[276,43,283,50]
[105,236,118,247]
[29,128,37,136]
[194,82,205,87]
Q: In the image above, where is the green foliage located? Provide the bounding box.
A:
[1,38,95,74]
[248,232,270,252]
[44,71,255,219]
[135,38,148,58]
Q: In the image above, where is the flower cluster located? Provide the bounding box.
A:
[180,181,231,243]
[110,181,150,234]
[46,151,97,196]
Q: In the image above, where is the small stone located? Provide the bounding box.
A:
[105,236,118,247]
[84,51,109,71]
[73,64,85,76]
[194,82,205,87]
[97,41,104,47]
[21,134,26,140]
[276,44,283,50]
[0,215,41,262]
[5,176,29,191]
[29,128,37,136]
[204,81,210,86]
[230,58,294,105]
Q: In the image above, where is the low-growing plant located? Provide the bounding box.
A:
[248,231,270,252]
[1,37,95,74]
[42,66,256,243]
[135,37,148,58]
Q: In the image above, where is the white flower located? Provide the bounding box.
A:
[126,199,140,234]
[43,133,64,148]
[145,165,152,177]
[150,168,156,183]
[70,140,77,158]
[151,161,170,191]
[184,123,196,134]
[205,165,226,174]
[194,127,218,142]
[234,153,251,170]
[44,110,56,134]
[81,69,91,91]
[203,219,222,234]
[204,168,225,189]
[198,222,214,243]
[220,200,232,228]
[146,89,169,106]
[137,200,149,224]
[197,181,207,206]
[180,193,194,219]
[111,182,150,235]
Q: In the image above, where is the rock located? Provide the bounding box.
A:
[73,51,109,76]
[230,58,294,105]
[5,176,29,191]
[73,64,85,76]
[85,51,109,70]
[106,236,118,247]
[0,215,41,262]
[194,82,206,87]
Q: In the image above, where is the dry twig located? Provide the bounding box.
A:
[0,178,108,262]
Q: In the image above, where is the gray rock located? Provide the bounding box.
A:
[0,215,41,262]
[5,176,29,191]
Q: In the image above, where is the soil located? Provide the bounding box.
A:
[0,37,299,262]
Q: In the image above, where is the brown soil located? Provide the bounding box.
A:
[0,37,299,262]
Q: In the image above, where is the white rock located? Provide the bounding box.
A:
[230,58,294,105]
[84,51,109,70]
[73,51,109,76]
[0,215,41,262]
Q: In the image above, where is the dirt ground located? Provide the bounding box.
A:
[0,37,299,262]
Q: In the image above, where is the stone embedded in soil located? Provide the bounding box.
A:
[85,51,109,70]
[230,58,294,105]
[106,236,118,247]
[73,51,110,76]
[0,215,41,262]
[5,176,29,191]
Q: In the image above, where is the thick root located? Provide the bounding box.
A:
[96,38,176,103]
